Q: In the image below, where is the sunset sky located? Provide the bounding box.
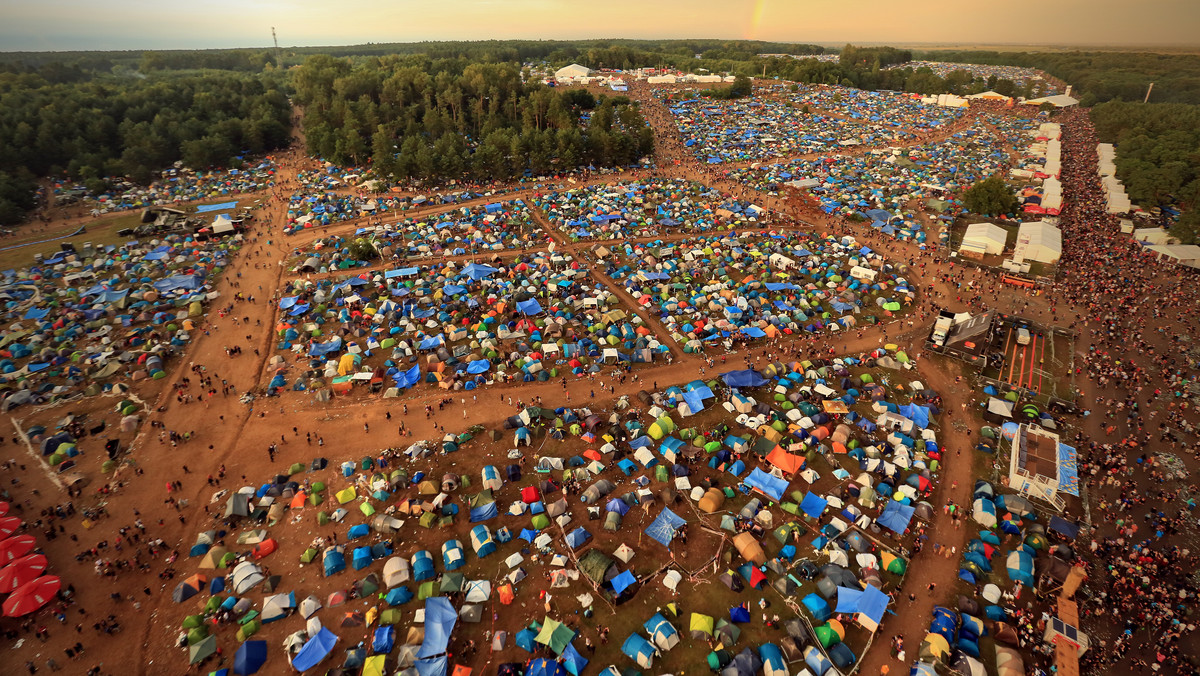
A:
[3,0,1197,51]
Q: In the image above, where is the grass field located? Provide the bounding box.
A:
[0,212,145,271]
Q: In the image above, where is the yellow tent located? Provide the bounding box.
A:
[336,487,358,504]
[362,655,386,676]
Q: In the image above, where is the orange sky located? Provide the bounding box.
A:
[3,0,1197,51]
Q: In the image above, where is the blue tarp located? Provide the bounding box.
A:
[644,507,687,547]
[196,201,239,213]
[291,627,338,672]
[153,274,204,293]
[308,337,344,357]
[878,501,916,534]
[611,569,637,595]
[745,468,788,501]
[834,584,889,625]
[800,492,828,519]
[898,404,931,429]
[372,626,396,654]
[461,263,499,280]
[417,598,457,658]
[466,360,491,374]
[469,502,498,522]
[517,299,544,315]
[418,335,444,350]
[721,369,768,388]
[415,656,448,676]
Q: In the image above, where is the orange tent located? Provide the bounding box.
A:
[498,584,515,605]
[290,492,308,509]
[452,667,472,676]
[766,446,805,475]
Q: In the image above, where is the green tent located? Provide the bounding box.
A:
[379,609,402,625]
[530,514,550,529]
[300,548,318,564]
[379,608,402,625]
[419,512,437,528]
[535,617,577,655]
[418,581,437,600]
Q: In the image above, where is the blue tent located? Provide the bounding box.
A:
[517,299,544,315]
[527,657,567,676]
[470,525,497,557]
[323,549,345,577]
[385,586,413,606]
[878,501,916,534]
[565,527,592,550]
[347,524,369,540]
[560,643,589,676]
[351,547,373,571]
[291,628,338,672]
[759,644,786,675]
[605,498,630,516]
[802,593,831,622]
[644,507,687,548]
[745,468,787,501]
[729,604,752,623]
[621,634,656,667]
[412,551,436,581]
[418,598,458,658]
[720,369,767,388]
[232,640,267,675]
[372,626,396,654]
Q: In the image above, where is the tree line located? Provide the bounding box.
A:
[920,50,1200,105]
[0,69,292,224]
[1090,101,1200,242]
[292,55,654,183]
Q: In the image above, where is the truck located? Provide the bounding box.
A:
[931,311,955,346]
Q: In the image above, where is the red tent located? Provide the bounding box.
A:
[0,535,36,564]
[3,575,60,617]
[749,566,768,589]
[0,516,22,539]
[0,554,48,594]
[520,487,540,503]
[252,539,278,560]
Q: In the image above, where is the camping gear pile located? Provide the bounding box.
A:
[58,157,277,213]
[659,95,918,164]
[0,233,230,413]
[601,230,914,347]
[288,199,545,267]
[274,251,667,399]
[533,178,765,241]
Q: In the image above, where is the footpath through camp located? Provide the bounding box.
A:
[1,73,1198,676]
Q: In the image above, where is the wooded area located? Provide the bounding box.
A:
[292,55,654,181]
[1091,101,1200,242]
[0,69,291,224]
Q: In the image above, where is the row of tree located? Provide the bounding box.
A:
[0,70,292,224]
[758,57,1050,100]
[920,50,1200,105]
[293,55,654,182]
[1090,101,1200,242]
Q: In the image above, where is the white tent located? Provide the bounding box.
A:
[961,223,1009,256]
[555,64,592,81]
[1013,221,1062,263]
